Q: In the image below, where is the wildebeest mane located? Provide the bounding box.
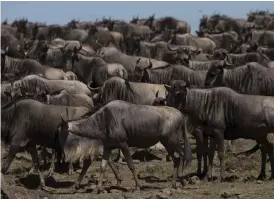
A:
[47,25,65,41]
[11,76,50,94]
[144,65,173,84]
[99,77,137,104]
[224,63,274,95]
[3,56,24,74]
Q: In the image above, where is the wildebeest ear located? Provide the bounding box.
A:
[148,59,153,68]
[185,81,191,88]
[136,57,141,64]
[164,85,171,92]
[195,49,202,55]
[73,47,78,54]
[156,90,159,98]
[4,91,12,98]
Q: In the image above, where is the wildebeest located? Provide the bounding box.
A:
[56,100,192,191]
[257,46,274,60]
[1,51,68,80]
[205,62,274,96]
[22,89,94,109]
[1,34,26,58]
[69,51,128,86]
[213,51,274,68]
[92,76,167,106]
[1,75,93,98]
[165,83,274,181]
[1,98,121,188]
[169,33,216,54]
[198,14,246,35]
[140,64,208,87]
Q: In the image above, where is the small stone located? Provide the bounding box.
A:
[90,184,97,189]
[189,176,200,185]
[162,188,172,196]
[256,180,264,184]
[156,193,169,199]
[110,189,123,194]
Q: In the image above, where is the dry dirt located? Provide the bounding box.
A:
[1,138,274,199]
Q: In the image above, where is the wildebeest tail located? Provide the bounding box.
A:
[182,124,192,166]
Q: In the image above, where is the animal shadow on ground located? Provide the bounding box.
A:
[131,150,162,162]
[17,175,74,189]
[139,175,167,183]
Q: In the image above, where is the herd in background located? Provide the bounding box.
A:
[1,9,274,192]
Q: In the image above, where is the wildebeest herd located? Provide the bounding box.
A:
[1,10,274,194]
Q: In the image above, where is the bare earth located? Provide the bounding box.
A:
[2,138,274,199]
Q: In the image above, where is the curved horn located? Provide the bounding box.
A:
[156,90,159,98]
[87,81,101,92]
[167,43,179,51]
[192,39,199,52]
[148,59,153,68]
[77,44,82,51]
[223,56,233,66]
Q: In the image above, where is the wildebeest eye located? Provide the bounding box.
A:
[209,73,216,77]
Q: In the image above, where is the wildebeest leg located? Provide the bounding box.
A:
[1,145,21,174]
[108,161,122,185]
[257,145,267,180]
[25,146,45,188]
[260,138,274,180]
[202,136,208,177]
[68,162,74,175]
[47,149,56,177]
[96,147,111,193]
[177,158,184,178]
[40,147,49,166]
[120,142,140,190]
[205,137,216,181]
[161,140,182,188]
[73,158,92,189]
[194,130,204,178]
[215,132,225,182]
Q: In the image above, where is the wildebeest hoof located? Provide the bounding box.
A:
[217,176,224,183]
[94,186,103,194]
[256,173,266,181]
[72,183,80,190]
[269,176,274,181]
[39,183,46,190]
[68,170,74,175]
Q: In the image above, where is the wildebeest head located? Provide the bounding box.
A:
[204,63,224,87]
[144,14,155,29]
[152,90,167,106]
[166,43,190,65]
[212,49,228,60]
[165,80,190,109]
[139,60,153,82]
[3,81,31,101]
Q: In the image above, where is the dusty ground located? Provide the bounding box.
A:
[2,138,274,199]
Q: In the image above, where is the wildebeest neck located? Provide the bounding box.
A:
[3,56,24,73]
